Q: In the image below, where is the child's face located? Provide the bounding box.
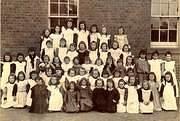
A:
[81,80,87,86]
[149,74,155,81]
[103,73,109,78]
[165,74,171,81]
[119,81,125,89]
[29,51,35,56]
[70,83,75,90]
[112,42,119,49]
[5,55,11,61]
[127,57,132,64]
[9,76,16,84]
[69,70,76,77]
[79,43,86,50]
[18,73,25,81]
[31,73,38,80]
[117,61,123,67]
[129,77,135,85]
[114,71,120,77]
[107,81,113,88]
[80,24,85,30]
[101,44,107,51]
[17,55,24,62]
[96,59,102,66]
[67,21,73,28]
[46,69,52,76]
[102,27,107,34]
[140,54,146,59]
[56,70,63,77]
[64,57,70,64]
[166,54,172,61]
[96,80,103,87]
[45,29,50,36]
[54,57,60,63]
[152,53,159,60]
[51,77,57,85]
[91,42,97,50]
[92,70,99,78]
[79,69,86,76]
[69,45,76,51]
[47,42,52,48]
[91,27,97,33]
[55,26,60,33]
[143,82,149,90]
[44,56,50,63]
[123,45,129,52]
[118,28,124,34]
[73,58,79,65]
[37,79,43,85]
[60,40,66,47]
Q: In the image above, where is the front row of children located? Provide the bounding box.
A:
[1,70,177,114]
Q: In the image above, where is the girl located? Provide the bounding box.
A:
[113,70,123,88]
[41,40,55,62]
[101,69,113,87]
[72,56,81,75]
[125,55,135,71]
[57,38,68,62]
[114,26,129,50]
[67,43,78,62]
[14,71,29,108]
[99,25,111,49]
[115,59,126,77]
[64,81,80,113]
[49,25,63,49]
[1,73,17,108]
[148,72,162,111]
[89,41,98,64]
[159,71,177,111]
[126,75,139,113]
[79,78,93,112]
[51,56,62,71]
[106,79,120,113]
[77,41,89,65]
[100,42,109,64]
[14,53,26,76]
[40,28,51,51]
[148,50,163,85]
[120,44,132,66]
[61,19,78,48]
[109,41,122,63]
[48,76,63,112]
[30,77,49,113]
[65,68,78,83]
[92,79,106,112]
[40,67,53,86]
[25,47,40,79]
[39,55,54,71]
[117,79,128,113]
[77,21,89,48]
[139,81,153,114]
[162,51,178,97]
[0,53,16,89]
[135,49,150,86]
[61,56,73,73]
[89,68,100,90]
[26,71,38,107]
[88,24,101,49]
[104,53,116,73]
[77,67,88,82]
[94,57,104,74]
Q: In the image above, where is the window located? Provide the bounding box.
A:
[48,0,79,32]
[151,0,180,48]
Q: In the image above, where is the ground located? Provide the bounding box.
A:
[0,108,179,121]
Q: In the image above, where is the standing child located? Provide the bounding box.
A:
[92,79,106,112]
[77,21,89,48]
[89,41,98,64]
[14,53,26,76]
[106,79,120,113]
[126,75,139,113]
[79,78,93,112]
[67,43,78,63]
[30,77,49,113]
[25,47,40,79]
[148,72,162,111]
[77,41,89,65]
[57,38,68,62]
[0,53,16,89]
[14,71,29,108]
[94,57,104,74]
[99,26,111,49]
[89,68,100,90]
[114,26,129,50]
[120,44,132,66]
[125,55,135,71]
[1,73,17,108]
[139,81,153,114]
[135,49,150,86]
[40,28,51,52]
[109,41,122,63]
[49,25,62,49]
[48,76,63,112]
[100,43,109,64]
[159,71,177,111]
[51,56,62,71]
[61,56,73,73]
[64,81,80,113]
[117,79,128,113]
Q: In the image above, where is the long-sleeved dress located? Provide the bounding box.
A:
[29,84,49,113]
[77,50,89,65]
[92,88,107,112]
[117,87,128,113]
[106,88,120,113]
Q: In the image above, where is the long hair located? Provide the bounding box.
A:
[67,81,78,91]
[95,78,104,87]
[48,76,60,86]
[164,71,174,85]
[8,73,16,84]
[17,71,26,81]
[148,72,157,82]
[79,21,87,31]
[3,52,12,62]
[151,50,159,59]
[41,28,51,38]
[118,79,126,88]
[79,77,91,87]
[28,47,36,68]
[16,53,25,61]
[90,24,99,33]
[106,78,115,89]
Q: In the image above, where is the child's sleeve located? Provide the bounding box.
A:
[73,33,78,48]
[41,49,45,60]
[10,63,16,74]
[88,35,91,49]
[173,85,177,97]
[0,63,3,77]
[137,89,143,102]
[114,89,120,103]
[159,83,165,97]
[26,84,30,93]
[77,91,80,104]
[12,84,17,96]
[124,88,128,102]
[150,91,153,101]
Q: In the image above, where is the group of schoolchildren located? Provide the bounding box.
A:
[0,19,179,114]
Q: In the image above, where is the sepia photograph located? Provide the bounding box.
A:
[0,0,180,121]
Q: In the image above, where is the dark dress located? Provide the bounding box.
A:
[92,88,106,112]
[64,90,80,113]
[77,50,89,64]
[79,86,93,111]
[106,88,120,113]
[29,84,49,113]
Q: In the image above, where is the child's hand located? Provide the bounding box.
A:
[112,99,116,103]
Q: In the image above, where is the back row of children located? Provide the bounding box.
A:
[0,19,178,114]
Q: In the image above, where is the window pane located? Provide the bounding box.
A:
[69,4,77,16]
[60,0,68,2]
[50,0,58,2]
[169,18,177,29]
[50,3,58,16]
[169,3,178,16]
[161,3,169,16]
[50,18,59,31]
[60,4,68,16]
[160,0,169,3]
[151,30,159,42]
[169,30,177,42]
[151,3,160,16]
[160,30,168,42]
[151,18,160,29]
[160,18,168,29]
[152,0,160,3]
